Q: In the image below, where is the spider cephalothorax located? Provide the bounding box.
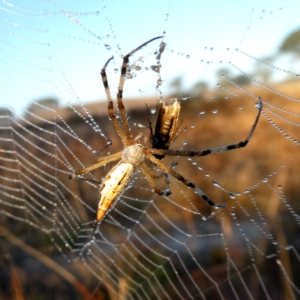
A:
[70,36,263,222]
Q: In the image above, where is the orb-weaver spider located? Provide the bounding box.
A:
[70,36,263,221]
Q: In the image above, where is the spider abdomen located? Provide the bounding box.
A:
[97,162,134,221]
[97,144,145,221]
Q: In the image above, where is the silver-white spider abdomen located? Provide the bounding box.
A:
[97,143,145,221]
[98,161,134,221]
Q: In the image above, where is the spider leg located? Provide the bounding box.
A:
[69,151,122,179]
[101,58,128,146]
[148,97,263,158]
[148,161,178,194]
[94,139,113,159]
[117,36,163,145]
[149,168,172,194]
[139,162,171,196]
[146,154,226,208]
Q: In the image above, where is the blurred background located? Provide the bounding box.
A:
[1,0,300,299]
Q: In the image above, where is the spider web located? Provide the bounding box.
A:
[1,1,300,299]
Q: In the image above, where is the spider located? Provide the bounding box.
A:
[69,36,263,222]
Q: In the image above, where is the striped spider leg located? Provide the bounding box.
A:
[147,97,263,158]
[70,35,263,221]
[143,97,263,207]
[70,36,166,221]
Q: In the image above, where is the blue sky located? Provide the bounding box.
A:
[0,0,300,115]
